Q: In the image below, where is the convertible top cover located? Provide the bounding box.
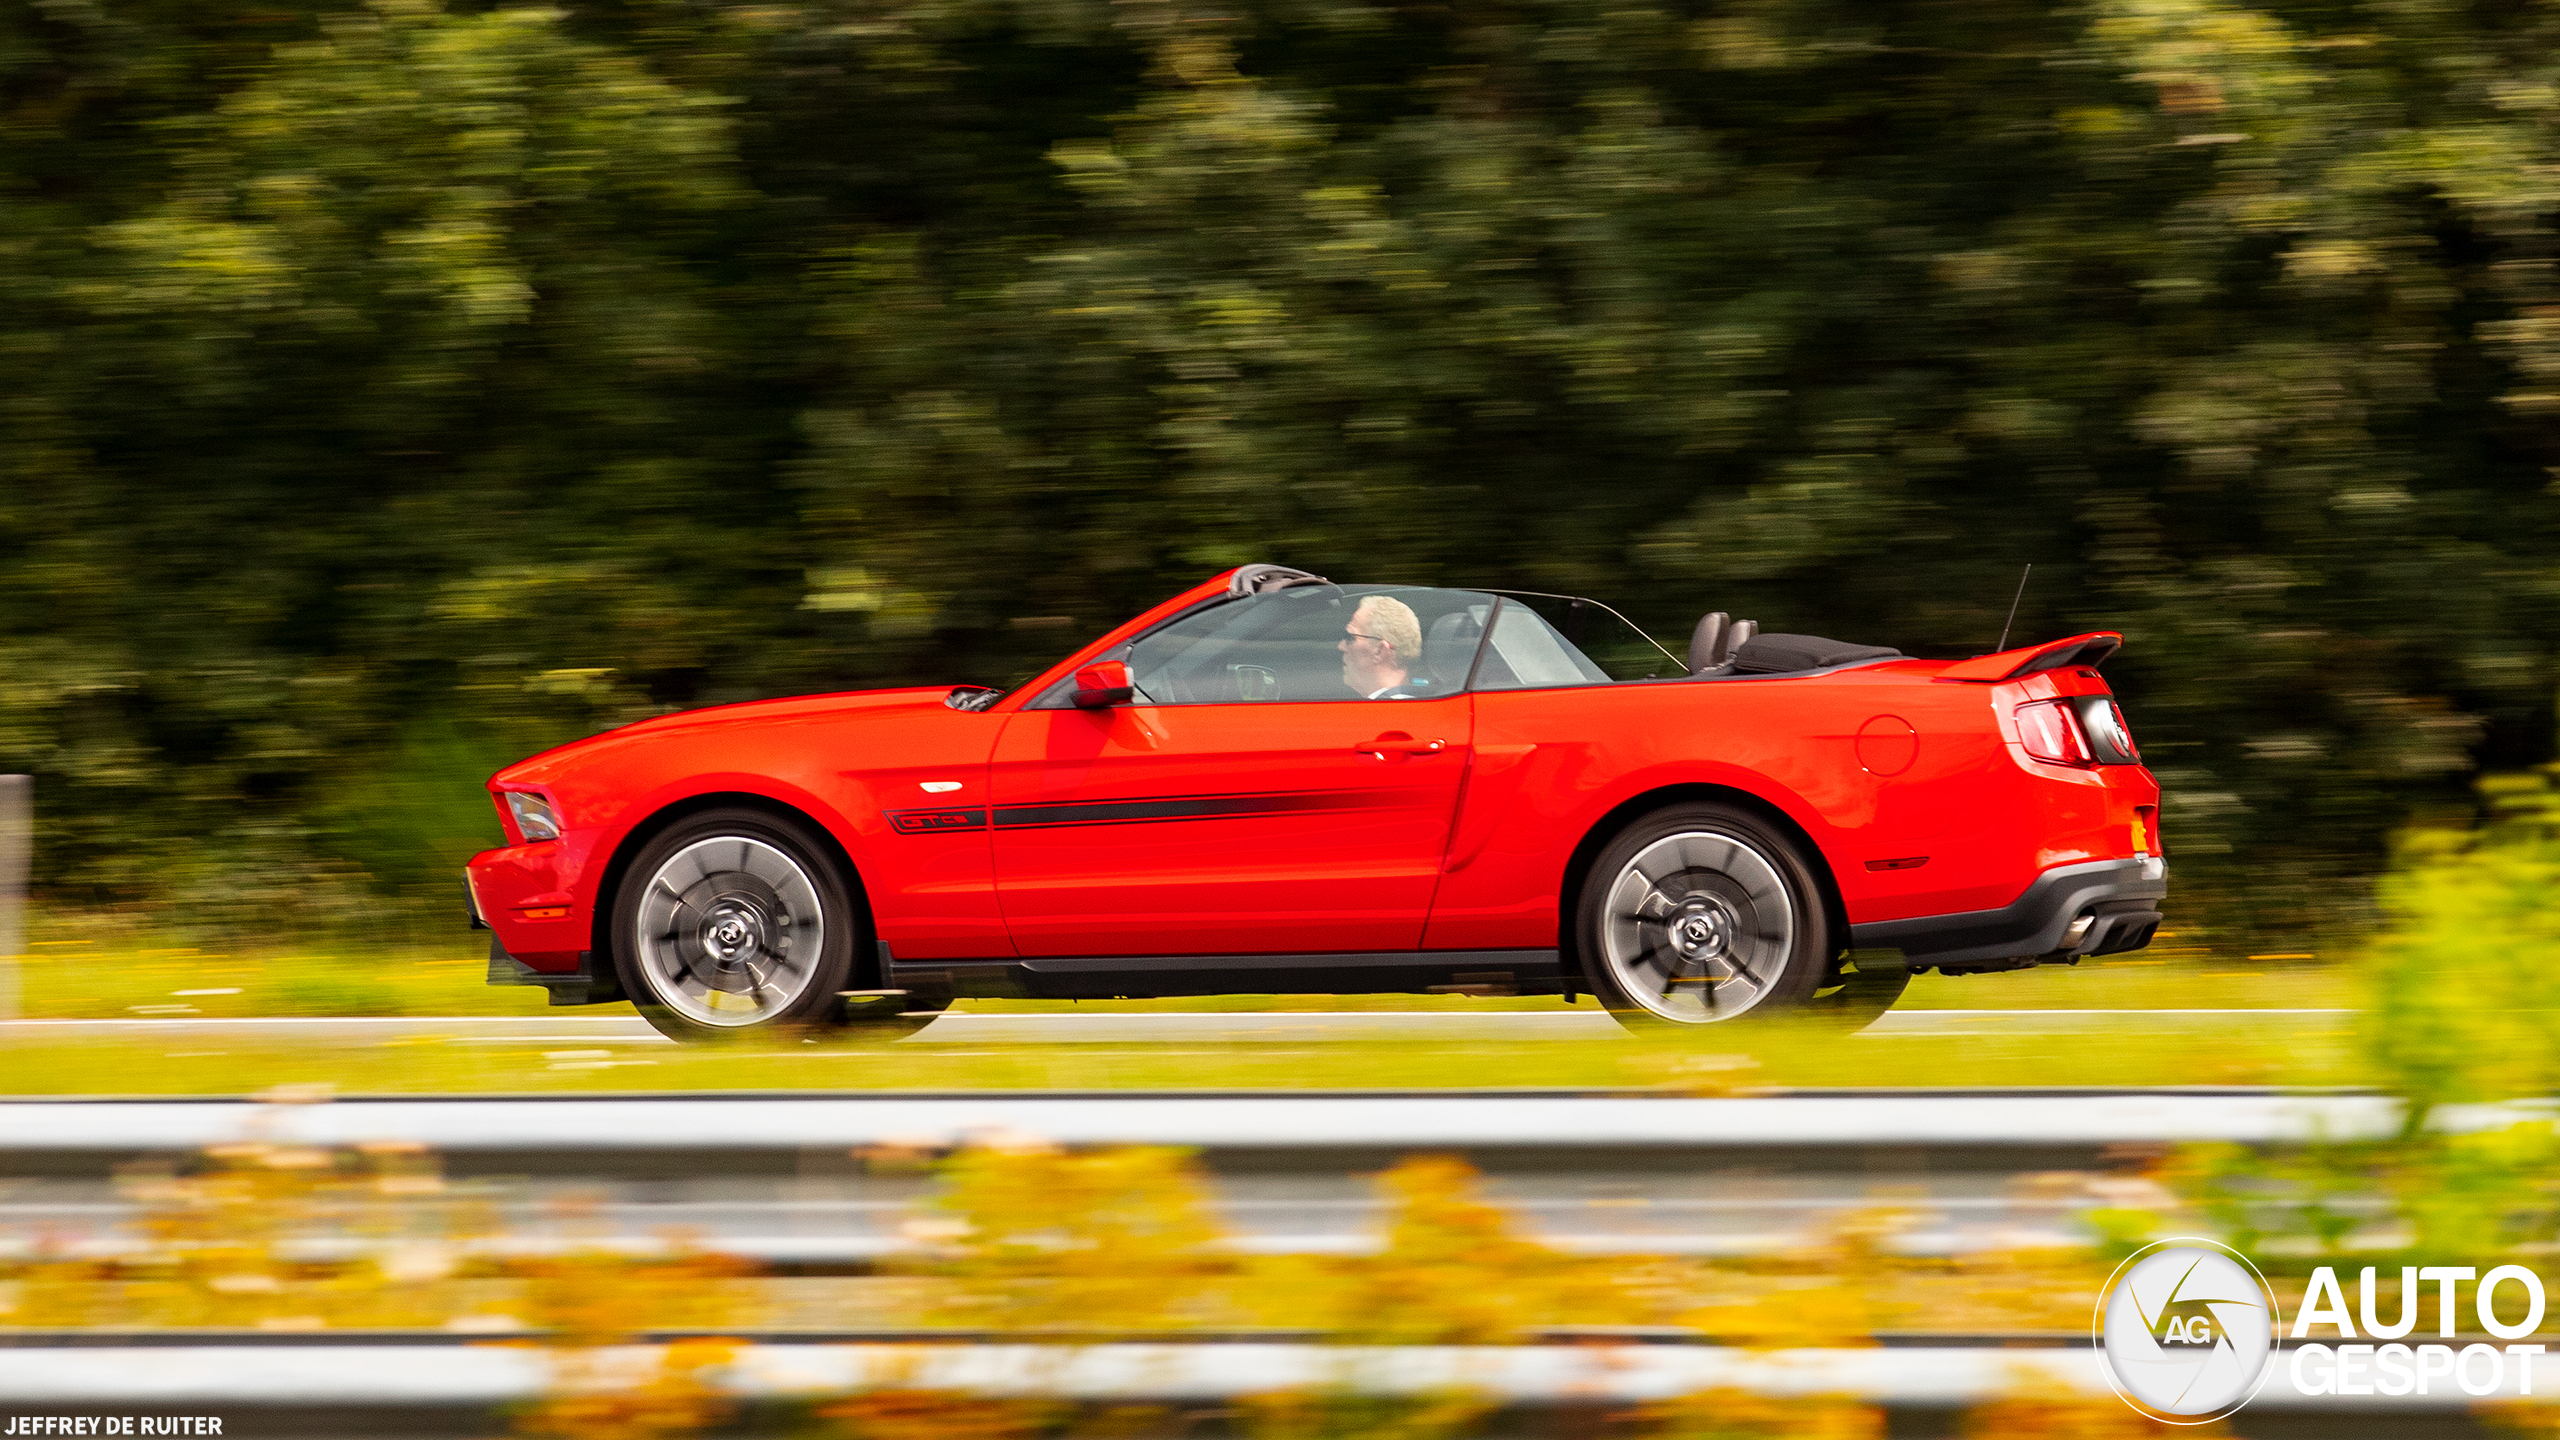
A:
[1729,633,1903,674]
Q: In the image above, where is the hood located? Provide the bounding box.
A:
[491,686,955,786]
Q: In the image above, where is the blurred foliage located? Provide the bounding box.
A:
[508,1200,750,1440]
[815,1391,1062,1440]
[2484,1400,2560,1440]
[2178,1121,2560,1267]
[515,1336,740,1440]
[0,1106,757,1336]
[0,1129,2206,1436]
[517,1244,758,1344]
[1676,1202,1903,1348]
[1632,1389,1882,1440]
[1235,1390,1496,1440]
[1961,1388,2223,1438]
[1316,1152,1641,1342]
[905,1143,1657,1338]
[902,1139,1234,1331]
[3,1122,516,1328]
[2364,765,2560,1116]
[12,0,2560,934]
[2158,771,2560,1269]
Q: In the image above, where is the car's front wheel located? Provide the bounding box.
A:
[611,807,934,1042]
[1576,802,1833,1031]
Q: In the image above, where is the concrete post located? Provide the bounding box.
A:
[0,776,26,1020]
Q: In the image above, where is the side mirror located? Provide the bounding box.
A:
[1071,660,1135,710]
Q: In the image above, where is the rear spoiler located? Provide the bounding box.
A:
[1934,631,2121,683]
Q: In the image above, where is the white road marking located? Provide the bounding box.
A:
[0,1008,2356,1047]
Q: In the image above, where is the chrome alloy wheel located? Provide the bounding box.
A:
[1599,829,1797,1022]
[631,836,826,1027]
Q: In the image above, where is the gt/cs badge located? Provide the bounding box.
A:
[885,807,989,834]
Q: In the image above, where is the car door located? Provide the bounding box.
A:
[988,585,1488,958]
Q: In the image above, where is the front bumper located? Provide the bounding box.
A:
[487,938,624,1007]
[468,842,620,1005]
[1848,856,2167,970]
[465,841,588,972]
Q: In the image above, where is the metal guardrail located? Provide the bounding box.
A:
[4,1091,2540,1432]
[2,1089,2511,1266]
[0,1340,2538,1415]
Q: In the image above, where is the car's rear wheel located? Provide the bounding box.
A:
[611,807,942,1042]
[1576,802,1833,1031]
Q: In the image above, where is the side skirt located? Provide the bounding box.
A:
[885,946,1565,1001]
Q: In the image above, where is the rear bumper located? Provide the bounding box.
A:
[1849,856,2166,969]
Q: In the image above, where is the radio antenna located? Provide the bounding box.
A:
[1995,564,2033,653]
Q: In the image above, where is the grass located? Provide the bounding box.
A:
[0,1007,2363,1096]
[10,916,2353,1021]
[14,930,553,1020]
[0,914,2364,1095]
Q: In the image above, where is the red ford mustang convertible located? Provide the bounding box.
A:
[466,565,2165,1040]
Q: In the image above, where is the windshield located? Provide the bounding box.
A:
[1023,582,1684,708]
[1123,584,1496,704]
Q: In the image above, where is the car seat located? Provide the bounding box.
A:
[1686,612,1758,675]
[1427,609,1486,688]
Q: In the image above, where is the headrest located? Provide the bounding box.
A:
[1427,610,1484,686]
[1687,612,1731,673]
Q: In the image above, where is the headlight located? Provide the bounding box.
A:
[503,791,562,842]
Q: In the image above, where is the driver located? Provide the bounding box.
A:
[1339,595,1438,699]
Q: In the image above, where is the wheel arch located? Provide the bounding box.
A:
[589,790,882,987]
[1556,783,1852,991]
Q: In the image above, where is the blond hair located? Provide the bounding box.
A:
[1355,595,1423,667]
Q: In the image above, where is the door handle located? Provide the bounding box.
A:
[1354,733,1447,758]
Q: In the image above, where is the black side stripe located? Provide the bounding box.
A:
[885,790,1393,835]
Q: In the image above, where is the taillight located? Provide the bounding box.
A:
[2014,699,2093,766]
[2081,697,2139,762]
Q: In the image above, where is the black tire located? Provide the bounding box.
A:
[1575,801,1835,1032]
[611,806,902,1042]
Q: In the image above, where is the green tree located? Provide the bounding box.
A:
[6,0,2560,942]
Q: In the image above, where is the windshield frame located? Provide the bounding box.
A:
[1472,589,1690,676]
[1023,581,1502,709]
[1013,579,1693,710]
